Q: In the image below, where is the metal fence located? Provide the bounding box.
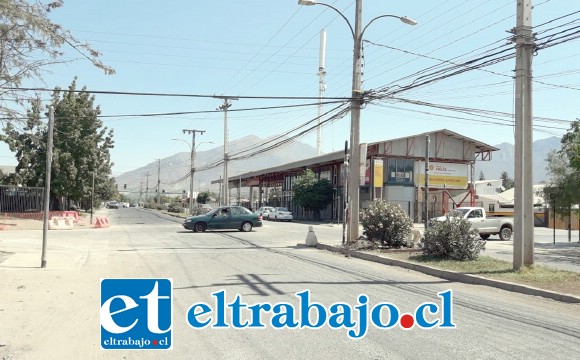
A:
[0,185,44,213]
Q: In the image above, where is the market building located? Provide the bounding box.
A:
[221,129,498,223]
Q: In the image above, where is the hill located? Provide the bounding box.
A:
[115,136,318,198]
[475,136,561,183]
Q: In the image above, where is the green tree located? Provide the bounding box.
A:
[197,191,216,204]
[0,0,113,122]
[292,168,334,220]
[544,119,580,214]
[478,171,485,180]
[0,79,116,209]
[500,171,514,190]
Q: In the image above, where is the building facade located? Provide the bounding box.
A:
[223,129,497,223]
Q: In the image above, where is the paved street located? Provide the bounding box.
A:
[1,208,579,359]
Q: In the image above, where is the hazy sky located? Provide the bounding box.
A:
[1,0,577,177]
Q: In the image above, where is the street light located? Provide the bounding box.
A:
[299,0,416,243]
[172,138,214,213]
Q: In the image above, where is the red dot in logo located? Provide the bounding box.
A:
[400,314,415,329]
[153,340,158,346]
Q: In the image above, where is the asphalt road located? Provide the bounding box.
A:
[1,207,579,359]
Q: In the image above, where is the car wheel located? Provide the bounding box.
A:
[499,226,512,241]
[274,216,278,221]
[241,222,253,232]
[194,222,207,233]
[480,234,490,240]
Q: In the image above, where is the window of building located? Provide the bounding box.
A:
[387,158,414,185]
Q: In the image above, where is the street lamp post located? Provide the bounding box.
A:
[299,0,416,243]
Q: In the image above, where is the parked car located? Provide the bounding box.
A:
[255,206,275,220]
[183,206,263,232]
[431,207,514,241]
[269,207,293,222]
[107,201,119,209]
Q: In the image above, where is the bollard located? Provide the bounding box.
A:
[305,226,318,247]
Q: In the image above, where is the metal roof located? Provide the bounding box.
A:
[221,129,498,183]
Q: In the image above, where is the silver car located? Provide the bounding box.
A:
[269,207,293,222]
[255,206,275,220]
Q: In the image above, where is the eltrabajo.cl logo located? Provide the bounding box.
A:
[100,278,172,350]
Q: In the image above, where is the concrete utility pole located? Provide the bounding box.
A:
[157,159,161,204]
[425,135,430,229]
[145,172,150,203]
[317,29,327,156]
[139,181,143,204]
[347,0,364,244]
[513,0,534,269]
[216,96,238,206]
[90,173,95,225]
[182,129,205,213]
[41,106,54,268]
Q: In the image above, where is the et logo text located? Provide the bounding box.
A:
[100,278,172,350]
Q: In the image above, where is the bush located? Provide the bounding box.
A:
[360,200,413,248]
[167,203,182,213]
[421,214,485,260]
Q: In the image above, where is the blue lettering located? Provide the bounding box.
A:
[415,303,439,329]
[370,303,399,329]
[212,290,228,328]
[438,290,456,328]
[228,295,249,328]
[248,303,272,328]
[271,303,298,328]
[186,303,212,328]
[297,290,326,328]
[348,294,369,339]
[328,303,355,328]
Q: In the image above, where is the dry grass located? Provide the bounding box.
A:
[383,251,580,297]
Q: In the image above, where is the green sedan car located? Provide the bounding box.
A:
[182,206,263,232]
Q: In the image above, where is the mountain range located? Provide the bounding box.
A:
[116,135,562,198]
[115,135,318,197]
[474,136,561,183]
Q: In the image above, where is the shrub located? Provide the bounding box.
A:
[421,214,485,260]
[167,203,182,213]
[360,200,413,248]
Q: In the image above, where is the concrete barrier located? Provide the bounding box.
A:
[49,216,74,230]
[94,216,110,228]
[63,211,79,223]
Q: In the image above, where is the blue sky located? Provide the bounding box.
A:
[1,0,578,177]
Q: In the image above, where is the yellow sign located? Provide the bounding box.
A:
[373,159,383,187]
[417,174,468,189]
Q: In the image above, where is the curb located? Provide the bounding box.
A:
[316,243,580,304]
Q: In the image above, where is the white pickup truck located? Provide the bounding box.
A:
[432,207,514,241]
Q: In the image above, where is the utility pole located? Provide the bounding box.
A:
[513,0,534,269]
[41,106,54,268]
[182,129,205,213]
[218,175,222,206]
[145,172,150,203]
[425,135,430,229]
[139,181,143,204]
[347,0,363,244]
[157,159,161,204]
[90,172,95,225]
[317,29,327,156]
[216,96,238,206]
